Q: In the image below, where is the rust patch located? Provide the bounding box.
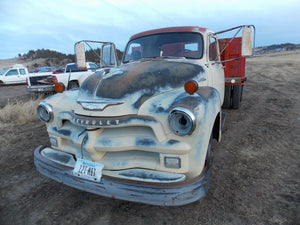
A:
[96,61,204,99]
[79,71,103,96]
[135,138,155,146]
[52,127,71,136]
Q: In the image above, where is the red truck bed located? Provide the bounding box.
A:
[218,37,246,86]
[219,37,246,109]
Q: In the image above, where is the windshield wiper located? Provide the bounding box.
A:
[153,56,186,59]
[123,55,187,64]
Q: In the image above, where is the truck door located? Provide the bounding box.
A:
[208,35,224,104]
[4,69,20,84]
[18,68,27,83]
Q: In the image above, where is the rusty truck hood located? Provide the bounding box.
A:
[76,60,205,115]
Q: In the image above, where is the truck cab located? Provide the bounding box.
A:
[122,26,225,104]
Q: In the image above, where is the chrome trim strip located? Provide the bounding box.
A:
[168,107,196,136]
[77,98,124,111]
[37,102,54,123]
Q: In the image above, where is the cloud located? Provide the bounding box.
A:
[0,0,300,59]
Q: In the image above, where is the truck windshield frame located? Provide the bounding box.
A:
[123,32,204,63]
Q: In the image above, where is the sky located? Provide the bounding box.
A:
[0,0,300,59]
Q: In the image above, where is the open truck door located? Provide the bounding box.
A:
[215,25,255,109]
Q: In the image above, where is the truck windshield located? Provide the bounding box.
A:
[123,32,203,63]
[66,64,78,72]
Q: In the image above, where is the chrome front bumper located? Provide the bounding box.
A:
[34,145,210,206]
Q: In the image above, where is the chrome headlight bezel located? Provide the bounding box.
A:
[168,107,196,136]
[37,102,53,123]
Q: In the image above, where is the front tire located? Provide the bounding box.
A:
[68,81,79,90]
[232,85,242,109]
[223,85,232,109]
[204,136,213,170]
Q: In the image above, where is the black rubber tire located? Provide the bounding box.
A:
[232,85,242,109]
[240,85,244,102]
[68,81,79,90]
[223,85,232,109]
[204,136,213,170]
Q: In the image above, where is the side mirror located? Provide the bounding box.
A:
[75,42,87,70]
[101,43,118,67]
[242,26,255,57]
[215,25,255,59]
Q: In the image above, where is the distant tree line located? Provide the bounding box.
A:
[21,48,124,65]
[264,43,300,51]
[22,49,75,61]
[254,43,300,54]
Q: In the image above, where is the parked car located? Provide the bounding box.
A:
[53,68,65,74]
[27,62,100,93]
[0,64,28,85]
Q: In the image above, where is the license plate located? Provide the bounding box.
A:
[73,158,104,182]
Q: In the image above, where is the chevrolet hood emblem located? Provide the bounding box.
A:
[77,99,124,111]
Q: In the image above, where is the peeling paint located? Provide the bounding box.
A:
[119,169,183,182]
[53,127,71,136]
[99,138,112,147]
[135,138,156,146]
[168,140,180,145]
[95,61,204,99]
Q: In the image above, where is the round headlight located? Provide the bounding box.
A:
[168,107,195,136]
[37,102,53,123]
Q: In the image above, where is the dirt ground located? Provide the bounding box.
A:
[0,85,32,108]
[0,51,299,225]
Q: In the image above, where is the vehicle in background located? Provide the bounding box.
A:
[52,62,99,90]
[27,40,118,93]
[0,64,29,85]
[26,62,98,93]
[53,68,65,74]
[0,69,8,75]
[53,40,118,92]
[37,67,57,73]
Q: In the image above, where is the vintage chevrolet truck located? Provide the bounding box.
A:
[34,25,254,206]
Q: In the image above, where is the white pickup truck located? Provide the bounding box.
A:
[26,62,98,93]
[0,64,29,85]
[53,62,99,90]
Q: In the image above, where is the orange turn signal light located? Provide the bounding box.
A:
[52,75,58,83]
[54,82,65,93]
[184,80,198,95]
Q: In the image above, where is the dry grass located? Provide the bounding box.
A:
[0,97,42,125]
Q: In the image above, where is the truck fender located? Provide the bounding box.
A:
[212,112,223,142]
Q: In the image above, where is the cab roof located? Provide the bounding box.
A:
[130,26,208,40]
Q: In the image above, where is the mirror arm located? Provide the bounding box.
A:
[85,42,101,63]
[218,26,243,56]
[217,56,247,64]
